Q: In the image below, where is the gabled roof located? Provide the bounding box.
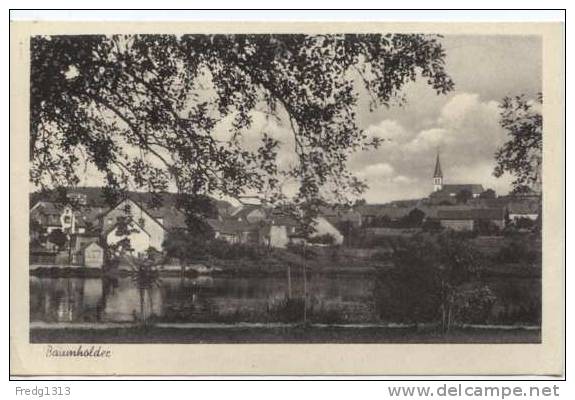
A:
[104,198,166,228]
[507,201,540,215]
[30,187,233,215]
[104,217,151,237]
[30,201,61,215]
[435,184,485,195]
[148,206,187,230]
[206,218,258,235]
[269,215,299,227]
[437,208,505,221]
[355,204,414,219]
[79,241,102,252]
[231,204,267,221]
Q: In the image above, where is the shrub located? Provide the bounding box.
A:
[514,217,535,230]
[473,220,501,236]
[453,286,497,324]
[268,296,306,323]
[422,219,442,232]
[47,228,67,250]
[495,241,540,264]
[308,233,336,246]
[205,239,263,260]
[371,250,392,262]
[286,242,317,258]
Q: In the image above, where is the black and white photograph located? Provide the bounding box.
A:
[25,30,547,346]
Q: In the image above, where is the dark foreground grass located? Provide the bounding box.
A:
[30,325,540,344]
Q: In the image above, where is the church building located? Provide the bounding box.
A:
[429,152,484,204]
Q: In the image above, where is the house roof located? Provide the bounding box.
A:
[418,205,473,219]
[148,206,188,230]
[79,241,102,252]
[30,201,60,215]
[231,204,267,221]
[437,208,505,221]
[355,204,414,219]
[206,218,258,235]
[270,215,299,227]
[507,201,540,215]
[104,218,150,237]
[435,184,485,196]
[30,201,90,227]
[30,187,233,216]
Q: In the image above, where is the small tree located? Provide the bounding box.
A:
[399,208,425,228]
[514,217,535,230]
[479,189,496,199]
[29,219,46,247]
[455,189,473,204]
[47,228,67,251]
[307,233,336,246]
[163,230,209,270]
[391,234,485,332]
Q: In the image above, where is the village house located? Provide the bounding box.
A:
[208,205,345,248]
[79,242,105,269]
[207,218,260,245]
[428,153,485,205]
[102,198,187,255]
[506,201,540,221]
[437,208,506,231]
[30,188,197,256]
[319,206,363,228]
[354,204,417,226]
[259,215,298,248]
[30,201,87,234]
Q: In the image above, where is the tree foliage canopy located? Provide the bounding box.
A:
[31,33,453,218]
[494,94,542,192]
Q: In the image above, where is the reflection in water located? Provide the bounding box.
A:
[29,274,541,325]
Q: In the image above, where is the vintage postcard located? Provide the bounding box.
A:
[10,20,564,376]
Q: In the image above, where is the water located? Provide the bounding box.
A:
[30,273,541,325]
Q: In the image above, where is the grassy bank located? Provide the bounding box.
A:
[30,325,540,344]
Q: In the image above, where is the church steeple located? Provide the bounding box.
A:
[433,151,443,191]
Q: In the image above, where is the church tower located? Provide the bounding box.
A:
[433,152,443,192]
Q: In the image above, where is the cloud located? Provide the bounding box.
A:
[350,92,512,203]
[357,162,395,179]
[365,119,407,142]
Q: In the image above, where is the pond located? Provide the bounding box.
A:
[29,273,541,325]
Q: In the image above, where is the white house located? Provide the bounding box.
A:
[507,202,540,221]
[310,216,344,245]
[102,198,166,254]
[81,242,104,268]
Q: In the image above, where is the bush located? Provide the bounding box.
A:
[307,233,336,246]
[495,241,540,264]
[206,239,263,260]
[422,219,442,232]
[493,302,541,325]
[268,296,306,323]
[474,220,501,236]
[286,242,317,258]
[47,228,67,250]
[267,296,346,324]
[453,286,497,324]
[371,250,392,262]
[514,217,535,230]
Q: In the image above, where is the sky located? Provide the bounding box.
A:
[75,34,542,204]
[347,34,542,202]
